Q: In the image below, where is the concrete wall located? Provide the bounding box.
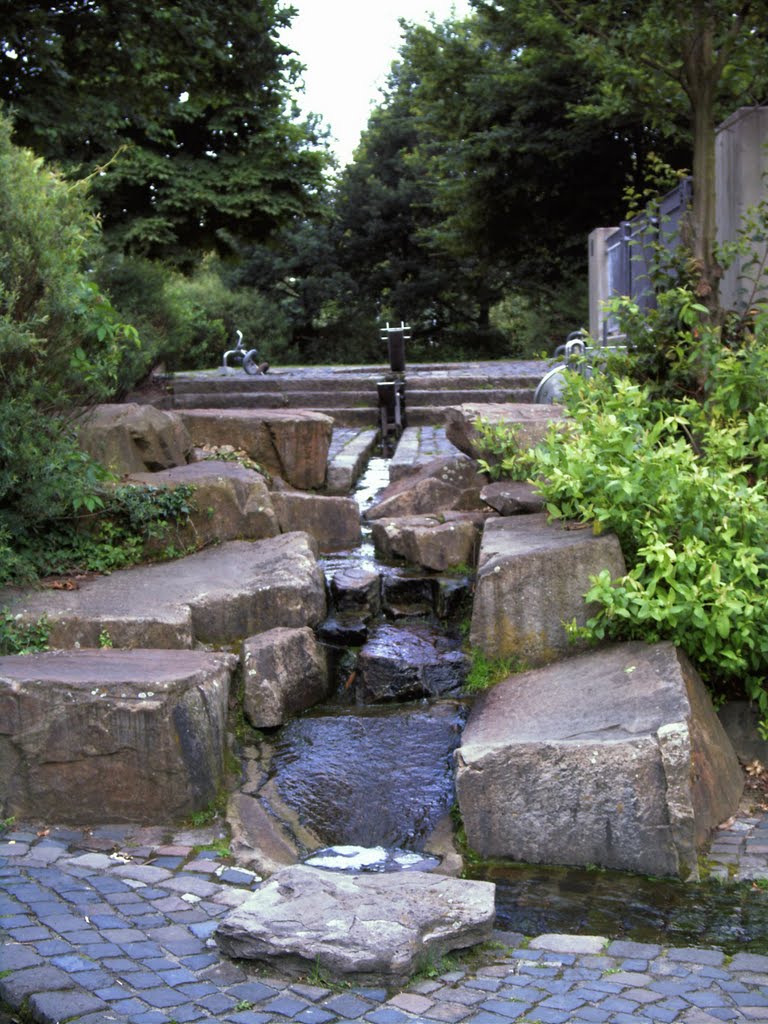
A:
[716,106,768,312]
[588,227,617,339]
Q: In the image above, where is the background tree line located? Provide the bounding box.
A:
[7,0,765,382]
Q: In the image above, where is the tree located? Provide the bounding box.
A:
[472,0,768,311]
[0,0,332,265]
[0,109,134,579]
[330,12,686,353]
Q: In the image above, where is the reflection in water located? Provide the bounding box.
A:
[471,861,768,953]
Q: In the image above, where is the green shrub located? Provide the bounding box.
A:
[531,369,768,734]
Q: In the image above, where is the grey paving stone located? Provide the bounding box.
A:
[666,947,726,966]
[0,963,74,1003]
[138,985,191,1008]
[230,980,283,1002]
[464,1013,512,1024]
[0,944,43,971]
[730,952,768,971]
[265,993,312,1016]
[607,940,664,959]
[365,1009,413,1024]
[324,992,375,1018]
[478,998,534,1019]
[28,987,108,1022]
[225,1012,274,1024]
[196,991,239,1012]
[294,1009,337,1024]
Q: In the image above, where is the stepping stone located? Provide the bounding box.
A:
[180,408,333,489]
[1,535,326,649]
[215,865,495,985]
[470,513,626,666]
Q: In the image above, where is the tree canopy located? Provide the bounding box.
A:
[0,0,333,264]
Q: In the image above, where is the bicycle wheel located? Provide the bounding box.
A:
[242,349,261,374]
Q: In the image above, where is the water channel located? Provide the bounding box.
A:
[252,453,768,954]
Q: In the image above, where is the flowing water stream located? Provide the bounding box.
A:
[260,454,768,954]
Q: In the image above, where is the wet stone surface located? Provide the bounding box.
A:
[268,701,468,850]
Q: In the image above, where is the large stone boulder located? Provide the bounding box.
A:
[180,409,332,490]
[126,460,279,550]
[470,513,626,666]
[455,641,744,879]
[215,865,496,984]
[369,511,489,571]
[445,402,566,464]
[1,535,327,649]
[364,455,487,521]
[270,492,361,552]
[0,649,234,823]
[78,403,193,475]
[242,626,329,728]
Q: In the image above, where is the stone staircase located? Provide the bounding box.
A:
[168,360,547,427]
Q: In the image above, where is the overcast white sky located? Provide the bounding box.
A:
[281,1,471,166]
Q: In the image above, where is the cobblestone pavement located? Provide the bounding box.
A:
[1,813,768,1024]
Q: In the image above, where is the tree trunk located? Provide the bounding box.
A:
[685,6,720,313]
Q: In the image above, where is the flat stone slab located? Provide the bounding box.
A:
[0,535,326,649]
[215,865,495,984]
[470,513,626,665]
[456,641,744,878]
[0,649,235,822]
[180,408,333,489]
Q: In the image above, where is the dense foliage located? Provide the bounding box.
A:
[0,0,332,265]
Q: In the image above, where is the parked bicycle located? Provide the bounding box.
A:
[222,330,269,375]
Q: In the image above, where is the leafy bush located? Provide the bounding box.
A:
[8,483,198,583]
[533,367,768,734]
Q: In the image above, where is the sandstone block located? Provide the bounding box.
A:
[126,460,279,550]
[365,455,487,521]
[180,409,332,489]
[445,402,566,463]
[0,649,234,823]
[271,492,361,552]
[470,513,626,665]
[369,511,488,571]
[1,535,327,649]
[356,624,468,702]
[242,626,329,728]
[481,480,545,516]
[78,403,192,475]
[455,641,744,878]
[215,865,495,984]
